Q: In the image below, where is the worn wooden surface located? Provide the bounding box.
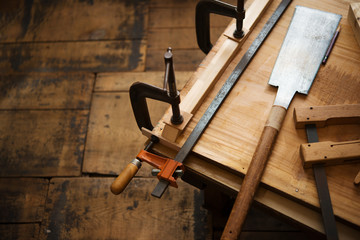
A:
[0,73,94,109]
[0,40,146,73]
[0,178,48,223]
[0,110,88,177]
[0,224,40,240]
[41,178,208,240]
[146,0,240,71]
[95,71,192,92]
[0,0,147,73]
[154,0,360,229]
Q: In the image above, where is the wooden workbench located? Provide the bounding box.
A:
[147,0,360,237]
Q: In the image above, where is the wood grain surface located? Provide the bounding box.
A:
[0,73,94,109]
[0,110,88,176]
[0,178,48,223]
[41,178,208,240]
[0,0,148,73]
[154,0,360,228]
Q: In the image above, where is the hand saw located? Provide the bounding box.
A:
[221,6,341,240]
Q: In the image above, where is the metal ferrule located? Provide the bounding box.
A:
[131,159,142,168]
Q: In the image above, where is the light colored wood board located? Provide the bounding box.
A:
[0,40,146,73]
[348,2,360,48]
[155,0,360,227]
[40,178,208,240]
[0,73,94,109]
[301,140,360,168]
[146,48,204,71]
[95,71,192,92]
[147,27,225,50]
[0,0,148,42]
[0,110,88,177]
[294,104,360,128]
[0,178,48,223]
[0,223,40,240]
[83,93,169,175]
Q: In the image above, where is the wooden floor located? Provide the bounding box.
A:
[0,0,321,239]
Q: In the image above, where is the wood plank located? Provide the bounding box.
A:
[0,0,148,42]
[148,27,225,50]
[0,223,40,240]
[149,7,233,29]
[0,73,94,109]
[0,178,48,223]
[40,178,208,240]
[146,48,204,71]
[0,110,88,176]
[83,92,169,175]
[294,104,360,128]
[95,71,192,92]
[0,40,146,73]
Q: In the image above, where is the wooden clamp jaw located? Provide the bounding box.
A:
[294,104,360,183]
[136,150,184,188]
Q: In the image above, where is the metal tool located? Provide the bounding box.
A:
[294,104,360,240]
[152,0,293,198]
[110,48,185,195]
[305,125,339,240]
[221,6,341,240]
[196,0,246,54]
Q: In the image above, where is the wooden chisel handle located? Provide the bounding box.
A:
[110,159,141,195]
[221,106,286,240]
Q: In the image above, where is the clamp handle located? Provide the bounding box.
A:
[130,48,183,131]
[110,159,141,195]
[196,0,245,54]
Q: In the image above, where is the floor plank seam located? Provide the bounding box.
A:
[81,72,98,175]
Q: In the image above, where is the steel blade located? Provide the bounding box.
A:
[305,124,339,240]
[269,6,341,109]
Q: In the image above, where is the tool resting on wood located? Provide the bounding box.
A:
[221,5,341,239]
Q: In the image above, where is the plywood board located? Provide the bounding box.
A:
[83,93,169,175]
[0,0,148,42]
[41,178,208,240]
[95,71,192,92]
[0,178,48,223]
[155,0,360,228]
[0,110,88,176]
[0,73,94,109]
[0,40,146,73]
